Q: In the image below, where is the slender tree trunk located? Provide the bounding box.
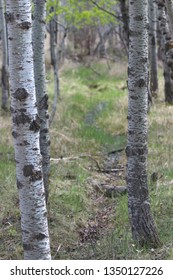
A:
[126,0,160,247]
[58,23,67,65]
[94,25,113,57]
[49,7,60,125]
[32,0,50,203]
[6,0,51,259]
[97,25,106,58]
[148,0,159,96]
[0,0,9,110]
[158,0,173,103]
[165,0,173,35]
[119,0,129,48]
[57,0,68,64]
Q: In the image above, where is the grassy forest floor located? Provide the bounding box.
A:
[0,59,173,259]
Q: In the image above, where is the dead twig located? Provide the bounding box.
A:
[86,64,102,76]
[52,244,62,259]
[99,168,124,173]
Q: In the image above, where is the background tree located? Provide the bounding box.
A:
[32,0,50,203]
[126,0,160,246]
[148,0,159,96]
[48,5,60,125]
[119,0,129,48]
[0,0,9,110]
[165,0,173,35]
[46,0,125,61]
[158,0,173,103]
[6,0,51,259]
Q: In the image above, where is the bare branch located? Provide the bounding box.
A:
[90,0,119,20]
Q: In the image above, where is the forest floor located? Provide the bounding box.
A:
[0,59,173,259]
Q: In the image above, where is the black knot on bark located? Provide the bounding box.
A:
[126,145,148,157]
[5,12,15,23]
[30,170,42,182]
[12,130,18,139]
[39,94,49,110]
[30,115,41,132]
[140,57,148,64]
[23,165,34,177]
[35,233,47,241]
[23,165,43,182]
[134,15,143,21]
[17,179,24,189]
[18,21,31,30]
[14,88,29,101]
[23,243,33,251]
[13,112,31,125]
[135,78,146,88]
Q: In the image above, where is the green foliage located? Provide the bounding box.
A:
[46,0,117,26]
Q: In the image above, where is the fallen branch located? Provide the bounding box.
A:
[99,168,124,173]
[50,154,102,172]
[50,154,124,173]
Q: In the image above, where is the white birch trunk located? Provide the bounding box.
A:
[32,0,50,203]
[6,0,51,259]
[127,0,160,246]
[0,0,9,110]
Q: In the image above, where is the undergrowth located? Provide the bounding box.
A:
[0,60,173,259]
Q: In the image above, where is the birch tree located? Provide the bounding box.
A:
[0,0,9,110]
[165,0,173,35]
[32,0,50,203]
[158,0,173,103]
[164,0,173,89]
[119,0,129,48]
[49,6,60,125]
[148,0,158,96]
[126,0,160,246]
[6,0,51,259]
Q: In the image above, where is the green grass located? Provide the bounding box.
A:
[0,60,173,259]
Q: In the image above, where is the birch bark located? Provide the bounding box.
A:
[6,0,51,259]
[49,6,60,125]
[126,0,160,246]
[165,0,173,35]
[119,0,129,48]
[32,0,50,203]
[148,0,158,95]
[0,0,9,110]
[158,0,173,103]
